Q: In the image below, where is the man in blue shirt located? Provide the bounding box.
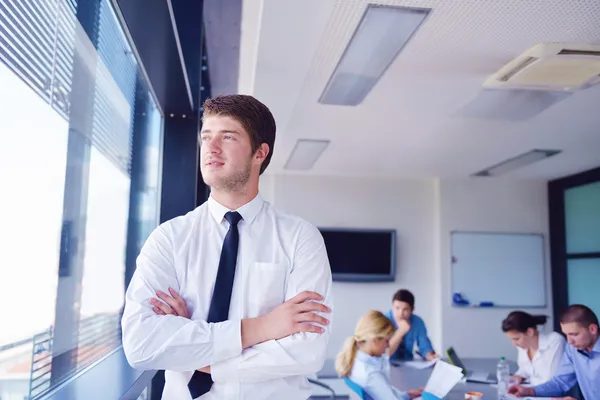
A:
[508,304,600,400]
[384,289,438,361]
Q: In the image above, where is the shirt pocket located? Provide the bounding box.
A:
[246,262,288,317]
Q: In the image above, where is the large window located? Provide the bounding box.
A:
[0,1,163,399]
[565,181,600,254]
[549,168,600,330]
[564,181,600,318]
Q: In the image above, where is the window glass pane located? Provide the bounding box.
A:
[0,0,163,398]
[565,181,600,254]
[568,258,600,319]
[136,386,150,400]
[0,60,67,400]
[81,149,130,318]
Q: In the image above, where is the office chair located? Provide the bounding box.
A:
[308,377,336,400]
[342,377,374,400]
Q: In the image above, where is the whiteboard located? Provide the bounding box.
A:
[451,231,546,307]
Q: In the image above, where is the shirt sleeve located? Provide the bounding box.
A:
[532,346,577,397]
[545,335,566,380]
[211,222,333,383]
[415,317,434,356]
[515,347,530,380]
[121,224,242,371]
[364,371,411,400]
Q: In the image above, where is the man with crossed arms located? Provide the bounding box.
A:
[121,95,333,399]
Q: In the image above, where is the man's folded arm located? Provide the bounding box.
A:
[211,223,333,383]
[121,225,242,371]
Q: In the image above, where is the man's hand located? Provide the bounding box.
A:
[242,291,330,348]
[262,291,330,338]
[551,397,576,400]
[407,387,424,399]
[507,384,535,397]
[424,351,439,361]
[396,318,411,336]
[150,288,190,318]
[386,319,409,357]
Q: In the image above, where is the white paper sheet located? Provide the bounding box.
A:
[422,360,464,398]
[504,395,553,400]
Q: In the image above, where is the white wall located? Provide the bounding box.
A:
[438,178,552,360]
[258,173,275,203]
[267,174,439,359]
[260,174,552,362]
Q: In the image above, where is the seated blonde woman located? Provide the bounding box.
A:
[335,310,424,400]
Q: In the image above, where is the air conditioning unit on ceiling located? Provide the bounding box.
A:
[483,43,600,92]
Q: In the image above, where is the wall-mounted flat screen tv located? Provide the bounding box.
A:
[318,228,396,282]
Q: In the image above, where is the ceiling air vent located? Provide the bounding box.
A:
[483,43,600,91]
[497,56,538,82]
[557,49,600,56]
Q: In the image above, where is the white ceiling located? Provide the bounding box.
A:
[238,0,600,179]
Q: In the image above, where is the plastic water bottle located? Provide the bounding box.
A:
[496,356,510,399]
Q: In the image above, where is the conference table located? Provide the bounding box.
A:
[391,357,517,400]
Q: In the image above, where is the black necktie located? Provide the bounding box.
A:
[188,211,242,398]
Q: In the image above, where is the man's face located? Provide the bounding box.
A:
[560,322,598,350]
[392,300,413,321]
[200,115,266,192]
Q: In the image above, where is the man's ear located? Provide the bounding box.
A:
[254,143,269,164]
[590,324,599,335]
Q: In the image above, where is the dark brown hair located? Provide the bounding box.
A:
[502,311,547,333]
[393,289,415,309]
[560,304,599,328]
[202,94,276,174]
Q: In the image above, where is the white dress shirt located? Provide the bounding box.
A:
[514,331,566,385]
[349,351,410,400]
[121,194,333,400]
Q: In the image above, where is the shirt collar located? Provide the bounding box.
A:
[575,336,600,358]
[208,193,264,225]
[538,332,552,351]
[355,351,388,368]
[591,336,600,353]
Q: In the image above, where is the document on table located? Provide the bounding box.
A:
[403,358,438,369]
[422,360,464,398]
[504,395,553,400]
